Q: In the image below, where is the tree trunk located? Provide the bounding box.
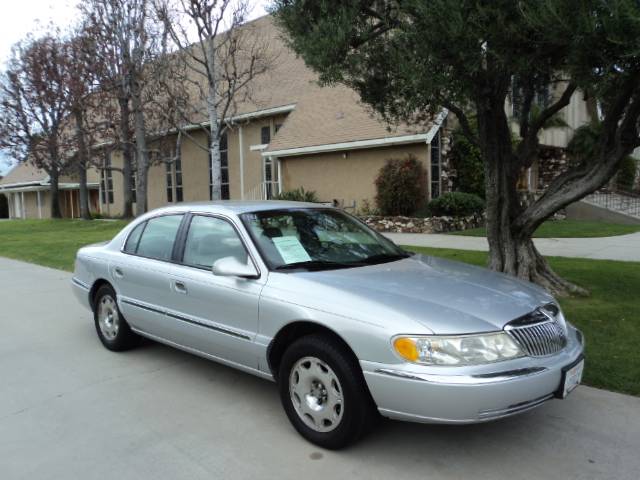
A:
[205,41,222,201]
[49,168,62,219]
[477,98,587,297]
[73,107,92,220]
[118,96,134,218]
[131,88,149,216]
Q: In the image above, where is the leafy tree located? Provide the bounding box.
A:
[81,0,163,217]
[449,124,485,198]
[156,0,273,201]
[0,35,74,218]
[274,0,640,295]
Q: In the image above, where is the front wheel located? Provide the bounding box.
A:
[278,334,377,449]
[93,284,139,351]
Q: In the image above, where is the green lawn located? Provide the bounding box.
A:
[0,219,637,396]
[454,219,640,238]
[0,219,128,271]
[405,246,640,397]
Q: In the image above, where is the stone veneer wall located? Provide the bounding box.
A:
[537,145,569,191]
[360,214,484,234]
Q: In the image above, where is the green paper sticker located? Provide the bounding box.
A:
[272,236,312,264]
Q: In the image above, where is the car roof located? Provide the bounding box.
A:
[146,200,333,216]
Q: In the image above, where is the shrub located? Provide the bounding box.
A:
[426,192,485,217]
[449,126,485,198]
[274,187,319,202]
[615,156,637,192]
[375,155,427,216]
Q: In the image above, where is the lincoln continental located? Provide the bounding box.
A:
[72,201,585,449]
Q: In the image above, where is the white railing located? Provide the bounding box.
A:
[244,181,280,201]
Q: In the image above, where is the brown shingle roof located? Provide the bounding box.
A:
[180,16,435,148]
[0,162,47,187]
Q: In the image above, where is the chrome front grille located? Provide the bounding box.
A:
[505,307,567,357]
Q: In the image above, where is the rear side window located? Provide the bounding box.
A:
[123,222,146,254]
[135,215,184,261]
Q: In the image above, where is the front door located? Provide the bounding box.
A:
[164,214,265,368]
[263,157,279,199]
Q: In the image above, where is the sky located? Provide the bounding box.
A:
[0,0,271,176]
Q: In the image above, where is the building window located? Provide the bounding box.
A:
[165,158,183,203]
[261,126,271,145]
[430,131,441,199]
[166,161,173,203]
[131,172,137,204]
[101,152,114,204]
[511,77,551,121]
[210,132,229,200]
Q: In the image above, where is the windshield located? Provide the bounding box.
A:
[240,208,410,271]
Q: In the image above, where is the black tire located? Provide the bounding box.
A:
[93,284,140,351]
[278,334,377,449]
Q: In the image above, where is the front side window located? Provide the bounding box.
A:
[134,215,184,261]
[241,209,408,271]
[182,215,248,269]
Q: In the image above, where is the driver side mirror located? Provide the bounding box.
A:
[212,256,259,279]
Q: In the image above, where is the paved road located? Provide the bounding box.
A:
[1,257,639,480]
[385,231,640,261]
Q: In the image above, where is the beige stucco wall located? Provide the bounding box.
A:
[504,86,593,148]
[4,190,51,219]
[280,143,430,211]
[99,115,291,216]
[96,112,429,216]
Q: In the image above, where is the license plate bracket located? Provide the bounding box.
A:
[555,355,584,399]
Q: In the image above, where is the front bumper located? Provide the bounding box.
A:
[361,325,584,424]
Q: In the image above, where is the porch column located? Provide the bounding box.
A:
[37,190,42,219]
[70,191,75,218]
[21,191,25,219]
[277,158,283,195]
[8,193,13,218]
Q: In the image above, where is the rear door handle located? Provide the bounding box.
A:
[114,267,124,278]
[174,281,188,294]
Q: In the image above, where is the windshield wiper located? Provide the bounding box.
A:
[355,252,411,265]
[274,260,355,271]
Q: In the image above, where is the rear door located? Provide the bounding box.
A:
[112,214,186,338]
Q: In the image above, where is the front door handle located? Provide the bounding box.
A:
[174,281,188,294]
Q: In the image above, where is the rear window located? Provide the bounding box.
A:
[133,215,184,261]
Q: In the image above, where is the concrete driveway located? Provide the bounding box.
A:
[385,231,640,262]
[1,257,639,480]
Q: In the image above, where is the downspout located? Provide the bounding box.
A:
[239,125,245,199]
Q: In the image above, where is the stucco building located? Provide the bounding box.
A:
[1,16,598,219]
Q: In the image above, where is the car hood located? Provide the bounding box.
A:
[267,254,554,335]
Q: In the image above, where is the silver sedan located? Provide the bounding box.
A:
[72,201,585,449]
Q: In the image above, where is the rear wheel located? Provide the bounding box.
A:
[93,285,139,351]
[278,334,377,449]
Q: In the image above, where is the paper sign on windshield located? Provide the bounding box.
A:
[272,236,312,264]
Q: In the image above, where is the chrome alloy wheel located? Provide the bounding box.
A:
[289,356,344,433]
[98,295,120,340]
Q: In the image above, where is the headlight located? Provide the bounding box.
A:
[393,332,524,366]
